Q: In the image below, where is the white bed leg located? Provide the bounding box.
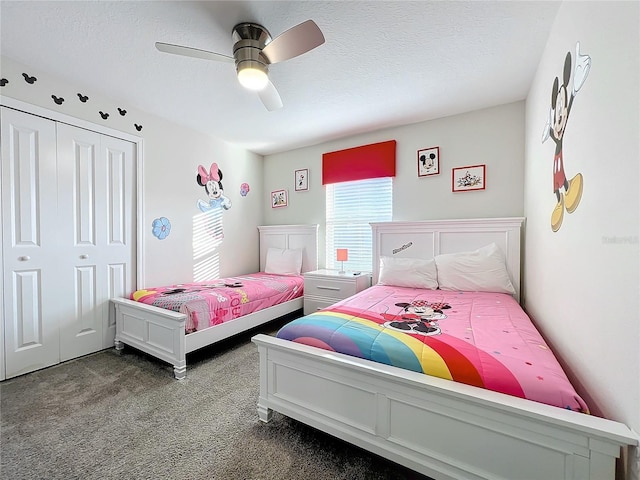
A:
[173,363,187,380]
[257,403,273,423]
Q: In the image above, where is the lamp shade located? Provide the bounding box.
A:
[336,249,348,262]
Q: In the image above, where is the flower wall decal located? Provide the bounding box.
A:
[152,217,171,240]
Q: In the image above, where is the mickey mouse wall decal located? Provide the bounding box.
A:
[118,108,127,116]
[542,41,591,232]
[51,95,65,105]
[99,111,109,120]
[22,73,37,84]
[0,79,8,87]
[77,93,89,102]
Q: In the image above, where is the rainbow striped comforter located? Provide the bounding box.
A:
[131,273,303,333]
[277,285,589,413]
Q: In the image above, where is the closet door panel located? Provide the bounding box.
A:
[100,135,136,348]
[1,107,61,378]
[57,124,104,360]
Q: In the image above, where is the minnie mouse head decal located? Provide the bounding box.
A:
[22,73,37,84]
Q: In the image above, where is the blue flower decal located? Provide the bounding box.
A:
[152,217,171,240]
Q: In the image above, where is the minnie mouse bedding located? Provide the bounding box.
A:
[277,285,589,413]
[131,273,303,333]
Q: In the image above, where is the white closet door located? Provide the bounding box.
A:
[99,134,136,349]
[56,124,135,361]
[1,107,62,377]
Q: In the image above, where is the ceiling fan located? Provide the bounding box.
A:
[156,20,325,111]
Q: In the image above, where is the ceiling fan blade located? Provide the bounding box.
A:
[262,20,325,64]
[258,81,283,111]
[155,42,234,63]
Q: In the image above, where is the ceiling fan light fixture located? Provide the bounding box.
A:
[237,64,269,91]
[156,20,323,110]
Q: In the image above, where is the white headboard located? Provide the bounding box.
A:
[257,224,319,273]
[371,218,525,302]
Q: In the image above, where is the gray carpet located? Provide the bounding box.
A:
[1,316,432,480]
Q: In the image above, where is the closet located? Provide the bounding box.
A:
[1,105,137,379]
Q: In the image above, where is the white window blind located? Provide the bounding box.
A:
[326,177,393,272]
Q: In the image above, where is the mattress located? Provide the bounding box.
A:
[131,272,303,333]
[276,285,589,413]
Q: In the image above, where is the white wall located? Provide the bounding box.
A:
[524,0,639,444]
[263,101,525,267]
[0,56,265,287]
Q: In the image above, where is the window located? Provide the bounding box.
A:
[326,177,393,272]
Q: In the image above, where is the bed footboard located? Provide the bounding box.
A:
[111,298,187,379]
[252,334,638,480]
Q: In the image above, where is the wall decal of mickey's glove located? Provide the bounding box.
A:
[572,42,591,95]
[541,107,552,142]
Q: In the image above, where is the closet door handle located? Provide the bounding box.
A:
[18,256,31,261]
[79,254,89,259]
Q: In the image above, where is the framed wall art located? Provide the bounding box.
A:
[271,189,288,208]
[295,168,309,191]
[417,146,440,177]
[452,164,486,192]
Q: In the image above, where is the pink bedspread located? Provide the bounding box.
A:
[277,285,589,413]
[131,273,303,333]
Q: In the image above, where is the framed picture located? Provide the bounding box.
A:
[271,189,288,208]
[417,146,440,177]
[295,168,309,191]
[452,164,486,192]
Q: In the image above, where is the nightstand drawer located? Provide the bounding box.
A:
[303,297,336,315]
[304,278,357,300]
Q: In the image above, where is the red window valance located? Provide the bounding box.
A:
[322,140,396,185]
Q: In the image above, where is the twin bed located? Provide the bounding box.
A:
[251,218,638,480]
[110,224,318,379]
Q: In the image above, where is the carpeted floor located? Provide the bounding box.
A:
[1,316,432,480]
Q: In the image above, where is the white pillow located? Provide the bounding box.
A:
[377,256,439,289]
[264,247,303,275]
[434,243,516,294]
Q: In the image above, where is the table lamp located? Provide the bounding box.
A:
[336,248,348,274]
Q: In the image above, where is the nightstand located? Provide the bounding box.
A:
[303,269,372,315]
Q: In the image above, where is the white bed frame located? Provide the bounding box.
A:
[111,224,318,379]
[252,218,638,480]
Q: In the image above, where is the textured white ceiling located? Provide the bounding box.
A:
[0,1,560,155]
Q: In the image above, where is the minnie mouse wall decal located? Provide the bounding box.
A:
[196,162,232,240]
[542,41,591,232]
